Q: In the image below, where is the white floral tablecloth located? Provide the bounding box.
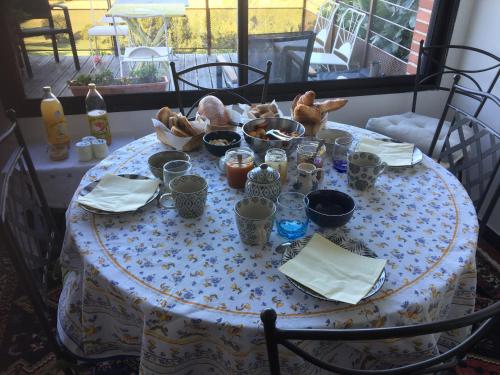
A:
[58,122,478,374]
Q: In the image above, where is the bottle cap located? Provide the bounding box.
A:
[43,86,51,92]
[88,83,96,89]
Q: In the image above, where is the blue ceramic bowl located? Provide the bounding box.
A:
[306,190,355,228]
[203,130,241,157]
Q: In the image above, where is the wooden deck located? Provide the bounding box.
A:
[21,53,233,98]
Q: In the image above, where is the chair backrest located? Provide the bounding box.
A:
[16,0,51,21]
[0,110,62,350]
[429,75,500,235]
[412,41,500,113]
[313,0,340,51]
[330,7,366,66]
[261,302,500,375]
[248,31,316,83]
[170,61,271,118]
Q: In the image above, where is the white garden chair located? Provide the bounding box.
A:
[312,0,340,53]
[88,0,128,66]
[310,7,366,71]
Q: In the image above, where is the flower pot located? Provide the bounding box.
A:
[69,76,169,96]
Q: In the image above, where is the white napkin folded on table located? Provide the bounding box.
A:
[279,234,386,304]
[356,137,415,167]
[77,174,160,212]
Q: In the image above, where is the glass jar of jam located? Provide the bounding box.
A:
[265,148,288,185]
[225,148,254,189]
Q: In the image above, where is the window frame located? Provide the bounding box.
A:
[0,0,460,117]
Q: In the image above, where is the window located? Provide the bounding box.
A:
[0,0,459,116]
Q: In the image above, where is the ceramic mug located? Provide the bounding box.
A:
[160,174,208,218]
[234,196,276,246]
[347,152,387,191]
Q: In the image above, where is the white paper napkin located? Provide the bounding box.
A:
[77,174,160,212]
[356,137,415,167]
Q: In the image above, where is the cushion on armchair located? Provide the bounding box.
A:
[366,112,473,159]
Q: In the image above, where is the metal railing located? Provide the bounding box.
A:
[304,0,417,64]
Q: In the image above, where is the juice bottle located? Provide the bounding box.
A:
[86,83,112,145]
[40,86,70,161]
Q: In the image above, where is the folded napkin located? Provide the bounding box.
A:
[77,174,160,212]
[356,137,414,167]
[279,234,386,304]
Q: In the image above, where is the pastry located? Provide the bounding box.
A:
[298,91,315,106]
[318,98,348,114]
[171,126,190,137]
[157,106,174,125]
[198,95,230,125]
[294,104,321,124]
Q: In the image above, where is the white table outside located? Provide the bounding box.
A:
[58,122,478,374]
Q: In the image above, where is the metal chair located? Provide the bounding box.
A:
[310,7,366,71]
[16,0,80,78]
[0,110,71,372]
[170,61,272,119]
[429,75,500,236]
[312,0,340,52]
[248,31,316,83]
[261,302,500,375]
[366,43,500,158]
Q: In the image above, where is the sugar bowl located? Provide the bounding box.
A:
[244,163,281,202]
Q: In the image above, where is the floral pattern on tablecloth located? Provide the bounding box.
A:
[58,123,478,374]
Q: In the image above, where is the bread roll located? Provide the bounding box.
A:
[294,104,321,124]
[318,98,348,114]
[177,116,198,136]
[171,126,190,137]
[157,106,174,125]
[298,91,315,106]
[168,116,178,130]
[198,95,229,125]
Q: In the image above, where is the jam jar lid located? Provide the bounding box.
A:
[225,148,254,165]
[247,163,280,184]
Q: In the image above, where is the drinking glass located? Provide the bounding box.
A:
[276,192,309,240]
[163,160,192,192]
[332,136,354,173]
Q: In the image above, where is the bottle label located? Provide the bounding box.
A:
[88,110,111,142]
[47,120,70,145]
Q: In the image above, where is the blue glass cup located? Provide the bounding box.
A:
[333,136,354,173]
[276,192,309,240]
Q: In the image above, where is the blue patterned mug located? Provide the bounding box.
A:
[234,196,276,246]
[347,152,386,191]
[160,175,208,218]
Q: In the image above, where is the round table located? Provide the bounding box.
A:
[58,122,478,374]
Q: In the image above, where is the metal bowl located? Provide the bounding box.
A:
[242,118,305,156]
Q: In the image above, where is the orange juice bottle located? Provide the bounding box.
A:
[41,86,70,161]
[86,83,112,145]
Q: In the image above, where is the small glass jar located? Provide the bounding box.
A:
[265,148,288,185]
[225,148,254,189]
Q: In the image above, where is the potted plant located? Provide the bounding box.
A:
[68,64,168,96]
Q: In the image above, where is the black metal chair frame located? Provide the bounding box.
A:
[248,31,316,83]
[261,303,500,375]
[412,40,500,116]
[17,3,80,78]
[170,60,272,119]
[429,75,500,236]
[0,109,71,370]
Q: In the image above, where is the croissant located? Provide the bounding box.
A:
[293,104,321,124]
[291,94,301,111]
[318,98,348,114]
[298,91,316,106]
